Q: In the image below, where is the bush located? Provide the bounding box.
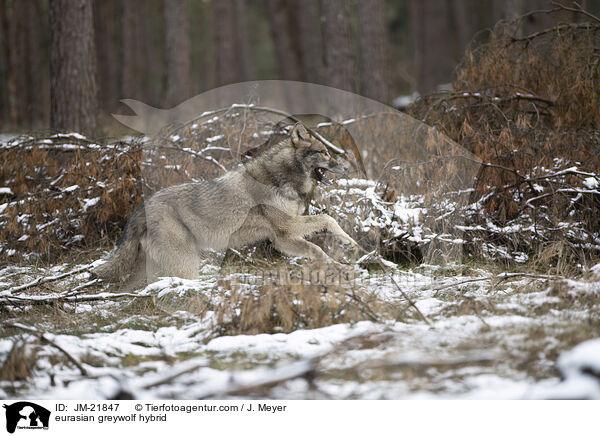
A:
[408,11,600,266]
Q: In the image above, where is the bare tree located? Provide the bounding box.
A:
[0,0,7,126]
[213,0,238,87]
[492,0,522,23]
[164,0,192,105]
[452,0,473,55]
[233,0,255,81]
[3,0,28,127]
[291,0,322,83]
[94,0,119,111]
[121,0,141,100]
[358,0,390,103]
[25,0,49,127]
[321,0,356,92]
[49,0,99,137]
[411,0,453,95]
[265,0,301,81]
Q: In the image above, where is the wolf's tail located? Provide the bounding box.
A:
[93,205,146,282]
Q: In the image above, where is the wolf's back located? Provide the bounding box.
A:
[93,205,146,282]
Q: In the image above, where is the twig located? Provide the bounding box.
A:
[345,289,380,322]
[552,1,600,24]
[433,277,491,295]
[441,91,555,106]
[351,354,498,372]
[432,272,560,296]
[64,279,102,296]
[174,104,349,157]
[4,323,88,376]
[142,145,227,172]
[509,22,599,43]
[1,265,93,296]
[386,270,431,325]
[0,292,152,306]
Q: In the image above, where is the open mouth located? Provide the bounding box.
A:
[313,167,332,185]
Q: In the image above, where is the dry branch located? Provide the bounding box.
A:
[432,272,561,296]
[197,358,318,399]
[0,292,152,307]
[1,265,93,296]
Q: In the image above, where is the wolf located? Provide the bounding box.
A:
[93,123,358,283]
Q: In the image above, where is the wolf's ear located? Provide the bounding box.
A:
[291,123,311,148]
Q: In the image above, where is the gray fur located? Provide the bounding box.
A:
[93,123,357,283]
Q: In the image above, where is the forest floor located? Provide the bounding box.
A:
[2,255,600,400]
[1,122,600,399]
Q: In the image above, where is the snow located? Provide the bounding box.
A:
[206,321,383,358]
[2,255,597,400]
[583,176,599,189]
[0,187,13,195]
[1,148,600,401]
[63,184,79,192]
[82,196,100,211]
[206,134,224,143]
[558,338,600,377]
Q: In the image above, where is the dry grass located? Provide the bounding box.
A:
[0,340,37,383]
[178,263,407,337]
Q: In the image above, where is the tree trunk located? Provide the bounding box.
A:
[164,0,191,105]
[411,0,453,95]
[492,0,522,24]
[27,0,49,128]
[0,0,11,126]
[95,0,119,112]
[358,0,390,103]
[452,0,472,55]
[265,0,301,81]
[49,0,99,137]
[6,1,29,127]
[233,0,255,81]
[213,0,238,87]
[121,0,137,100]
[291,0,322,83]
[321,0,356,93]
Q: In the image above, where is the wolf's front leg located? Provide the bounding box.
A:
[296,214,358,247]
[272,237,340,264]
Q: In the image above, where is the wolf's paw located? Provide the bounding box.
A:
[338,234,359,247]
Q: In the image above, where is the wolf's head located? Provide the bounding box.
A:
[290,123,349,185]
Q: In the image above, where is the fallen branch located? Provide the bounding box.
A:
[0,292,152,307]
[1,264,93,296]
[432,272,561,296]
[197,358,317,399]
[142,362,207,390]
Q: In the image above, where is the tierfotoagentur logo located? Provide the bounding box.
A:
[2,402,50,434]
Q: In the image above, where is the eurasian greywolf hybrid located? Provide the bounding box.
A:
[94,123,358,283]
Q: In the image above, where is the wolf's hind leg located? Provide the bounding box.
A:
[142,224,201,280]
